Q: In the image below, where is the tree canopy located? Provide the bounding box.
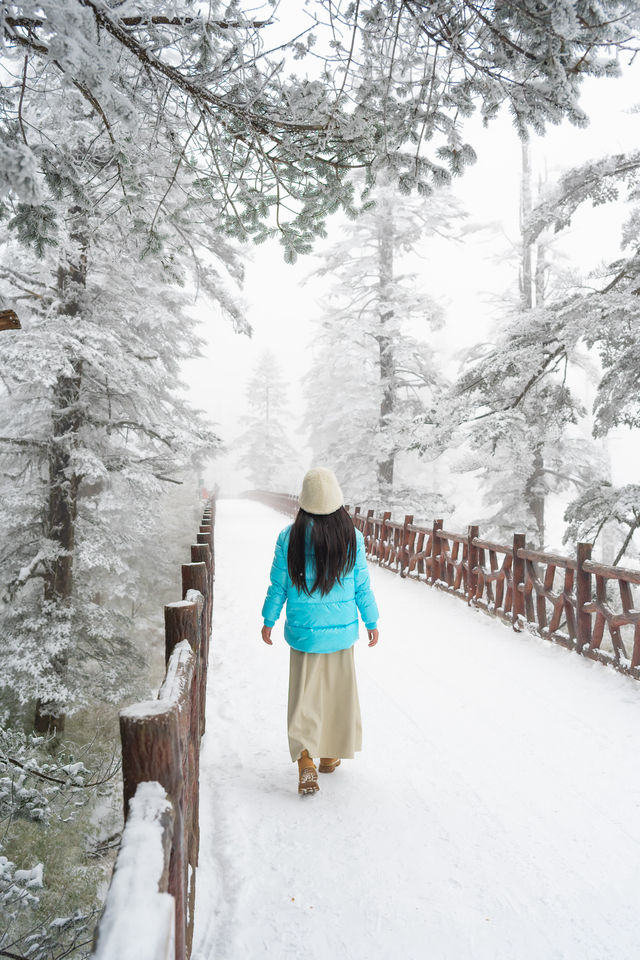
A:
[2,1,638,259]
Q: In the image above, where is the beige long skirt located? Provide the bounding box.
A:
[287,646,362,762]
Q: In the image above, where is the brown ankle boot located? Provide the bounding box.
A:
[318,758,341,773]
[297,750,319,795]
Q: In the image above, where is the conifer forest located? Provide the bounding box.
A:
[1,2,640,958]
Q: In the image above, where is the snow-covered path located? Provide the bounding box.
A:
[192,499,640,960]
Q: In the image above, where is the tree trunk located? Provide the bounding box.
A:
[34,236,87,733]
[525,444,545,547]
[520,139,534,311]
[518,141,545,548]
[535,237,547,305]
[376,199,396,497]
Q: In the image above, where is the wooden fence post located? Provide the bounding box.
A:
[576,542,593,652]
[400,515,413,577]
[120,701,187,960]
[365,509,374,555]
[182,562,208,606]
[467,524,479,603]
[192,542,213,627]
[198,526,213,552]
[430,519,443,584]
[182,563,209,736]
[191,542,211,574]
[196,533,215,611]
[164,600,202,874]
[203,502,216,578]
[185,590,206,740]
[512,533,526,628]
[165,600,200,665]
[380,511,391,562]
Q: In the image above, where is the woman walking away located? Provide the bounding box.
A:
[261,467,379,796]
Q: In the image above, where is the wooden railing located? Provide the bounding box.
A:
[251,491,640,680]
[0,308,20,331]
[92,499,215,960]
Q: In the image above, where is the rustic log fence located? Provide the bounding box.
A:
[251,491,640,681]
[92,498,215,960]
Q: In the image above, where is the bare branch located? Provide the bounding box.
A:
[153,473,183,485]
[613,519,640,566]
[18,55,29,146]
[0,437,43,449]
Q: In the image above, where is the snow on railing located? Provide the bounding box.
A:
[92,782,175,960]
[92,499,215,960]
[251,491,640,681]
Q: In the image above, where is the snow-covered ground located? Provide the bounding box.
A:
[192,499,640,960]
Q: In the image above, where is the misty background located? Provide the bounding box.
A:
[186,57,640,556]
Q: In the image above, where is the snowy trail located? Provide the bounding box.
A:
[192,499,640,960]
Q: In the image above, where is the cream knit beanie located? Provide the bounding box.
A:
[299,467,344,515]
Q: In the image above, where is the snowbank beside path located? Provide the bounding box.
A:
[192,499,640,960]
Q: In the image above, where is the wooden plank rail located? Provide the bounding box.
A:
[92,498,215,960]
[250,490,640,682]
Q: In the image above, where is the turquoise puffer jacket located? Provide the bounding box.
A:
[262,525,379,654]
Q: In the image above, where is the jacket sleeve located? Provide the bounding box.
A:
[262,529,289,627]
[354,532,379,630]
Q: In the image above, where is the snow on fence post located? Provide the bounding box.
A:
[576,542,593,653]
[92,782,175,960]
[512,533,526,628]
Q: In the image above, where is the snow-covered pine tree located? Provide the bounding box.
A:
[236,350,300,492]
[524,150,640,561]
[305,175,461,514]
[1,2,637,256]
[0,13,254,733]
[0,205,234,731]
[0,724,121,959]
[452,141,605,547]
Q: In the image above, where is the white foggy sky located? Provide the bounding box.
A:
[183,54,640,494]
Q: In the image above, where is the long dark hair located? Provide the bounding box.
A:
[287,507,357,596]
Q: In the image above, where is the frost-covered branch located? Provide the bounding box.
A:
[4,13,273,31]
[0,437,43,449]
